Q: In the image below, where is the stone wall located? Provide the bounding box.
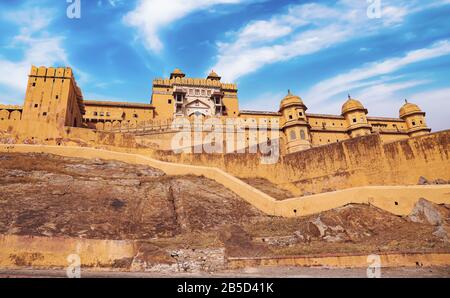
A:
[153,130,450,195]
[1,144,449,218]
[227,252,450,269]
[0,120,141,149]
[0,234,136,269]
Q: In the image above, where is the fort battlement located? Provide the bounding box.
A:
[0,65,439,157]
[30,66,74,78]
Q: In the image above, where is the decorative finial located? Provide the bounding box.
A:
[405,99,408,104]
[348,94,351,99]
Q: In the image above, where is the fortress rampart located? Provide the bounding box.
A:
[153,130,450,195]
[1,141,449,218]
[0,66,434,156]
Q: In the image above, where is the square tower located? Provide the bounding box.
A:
[22,66,85,129]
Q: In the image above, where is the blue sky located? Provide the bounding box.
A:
[0,0,449,130]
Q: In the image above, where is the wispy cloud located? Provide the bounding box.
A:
[239,91,286,112]
[305,40,450,106]
[408,87,450,131]
[124,0,244,53]
[0,37,68,91]
[0,4,72,103]
[210,0,450,81]
[241,41,450,123]
[310,79,430,119]
[97,0,125,8]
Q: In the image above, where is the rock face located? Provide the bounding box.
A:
[408,198,449,226]
[417,176,449,185]
[418,176,429,185]
[291,204,405,244]
[1,152,449,265]
[0,153,263,240]
[219,225,272,257]
[408,198,450,242]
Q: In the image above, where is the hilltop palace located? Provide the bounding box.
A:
[0,66,431,155]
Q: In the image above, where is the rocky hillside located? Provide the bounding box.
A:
[0,152,449,258]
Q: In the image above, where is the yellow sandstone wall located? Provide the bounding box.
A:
[227,253,450,269]
[153,130,450,196]
[0,120,139,148]
[2,234,448,270]
[83,101,155,130]
[1,143,449,218]
[0,234,136,269]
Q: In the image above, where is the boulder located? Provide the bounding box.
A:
[408,198,448,226]
[433,225,450,242]
[417,176,428,185]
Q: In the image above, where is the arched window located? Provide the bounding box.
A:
[290,130,296,140]
[300,130,306,140]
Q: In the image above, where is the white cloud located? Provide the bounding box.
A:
[210,0,450,81]
[305,40,450,106]
[349,85,450,131]
[240,40,450,128]
[98,0,125,7]
[3,7,55,35]
[0,37,68,91]
[313,79,429,119]
[124,0,243,53]
[0,5,71,104]
[354,80,430,106]
[239,91,286,112]
[408,88,450,131]
[108,0,124,7]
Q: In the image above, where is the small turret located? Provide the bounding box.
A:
[341,95,371,137]
[399,100,430,137]
[170,68,185,79]
[207,70,221,81]
[279,90,311,153]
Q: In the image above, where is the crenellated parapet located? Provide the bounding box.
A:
[0,105,23,122]
[151,68,239,119]
[152,77,237,91]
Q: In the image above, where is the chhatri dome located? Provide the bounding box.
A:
[170,68,185,79]
[172,68,183,74]
[399,100,424,119]
[279,90,306,111]
[341,95,367,115]
[207,70,221,81]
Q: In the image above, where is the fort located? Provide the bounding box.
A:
[0,65,449,275]
[0,66,432,155]
[0,65,448,198]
